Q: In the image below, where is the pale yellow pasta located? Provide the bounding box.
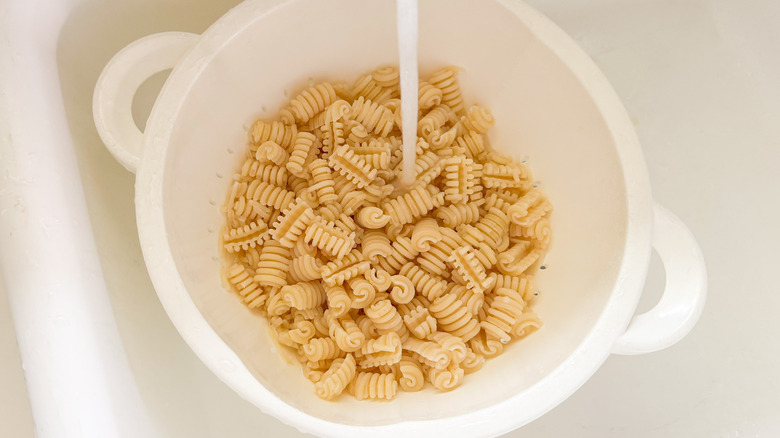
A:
[355,206,391,229]
[397,355,425,392]
[255,140,289,166]
[249,120,297,149]
[314,354,356,400]
[286,132,317,177]
[253,240,290,289]
[226,263,266,308]
[282,82,337,124]
[351,371,398,401]
[399,262,447,301]
[349,96,395,136]
[461,105,495,134]
[222,65,552,401]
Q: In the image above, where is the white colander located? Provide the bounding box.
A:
[92,0,707,436]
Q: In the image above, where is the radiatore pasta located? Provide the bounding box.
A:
[221,65,552,401]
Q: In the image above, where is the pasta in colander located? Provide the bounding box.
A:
[220,66,553,401]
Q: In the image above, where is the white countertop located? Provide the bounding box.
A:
[2,0,779,436]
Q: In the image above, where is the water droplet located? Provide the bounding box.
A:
[209,200,216,206]
[216,173,223,179]
[532,181,540,188]
[539,265,547,270]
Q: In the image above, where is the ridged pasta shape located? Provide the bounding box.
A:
[351,74,393,104]
[349,96,395,136]
[418,104,452,138]
[416,228,466,276]
[304,216,356,260]
[307,158,338,205]
[324,284,351,318]
[448,246,493,294]
[389,274,415,305]
[325,311,366,353]
[289,254,322,282]
[242,160,289,186]
[454,131,487,160]
[402,337,450,370]
[282,82,337,124]
[328,144,377,189]
[358,333,402,368]
[418,80,443,110]
[461,105,495,134]
[280,282,325,311]
[429,331,468,365]
[397,356,425,392]
[271,198,315,248]
[434,200,482,227]
[469,331,504,359]
[351,372,398,401]
[429,293,480,341]
[249,120,296,150]
[512,309,543,338]
[377,236,419,275]
[410,218,442,252]
[246,179,295,211]
[427,364,465,392]
[355,314,379,339]
[303,337,342,362]
[308,99,351,130]
[346,277,376,309]
[321,120,346,157]
[254,240,290,289]
[255,141,289,166]
[403,305,437,340]
[365,299,409,341]
[289,319,317,345]
[320,249,370,286]
[226,263,267,308]
[382,185,446,226]
[355,206,391,229]
[364,267,392,292]
[223,219,269,253]
[481,287,525,342]
[399,262,447,301]
[314,354,356,400]
[428,67,464,114]
[360,230,392,262]
[286,132,317,177]
[443,156,477,202]
[482,162,528,190]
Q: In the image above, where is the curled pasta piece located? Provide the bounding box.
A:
[223,219,269,253]
[429,293,480,341]
[443,156,477,202]
[460,347,485,374]
[352,73,393,104]
[355,314,379,339]
[382,185,445,226]
[364,267,392,292]
[469,331,503,359]
[365,299,409,341]
[397,355,425,392]
[226,263,267,308]
[314,354,356,400]
[249,120,296,149]
[418,80,443,110]
[389,275,415,305]
[242,160,289,187]
[289,254,322,282]
[320,249,370,286]
[410,218,442,252]
[321,120,346,157]
[377,236,419,275]
[355,206,391,229]
[461,105,495,134]
[416,228,465,276]
[303,337,342,362]
[308,99,351,130]
[448,246,493,294]
[418,104,452,138]
[428,66,464,114]
[347,277,376,309]
[328,144,377,189]
[454,131,487,160]
[399,262,447,301]
[283,82,337,124]
[511,309,543,338]
[349,96,395,136]
[371,66,400,88]
[308,158,338,205]
[246,179,295,211]
[481,287,525,343]
[325,311,365,353]
[351,372,398,401]
[324,284,351,318]
[280,282,325,312]
[402,337,450,370]
[360,230,392,262]
[254,240,290,289]
[428,331,468,364]
[434,200,482,227]
[427,364,465,392]
[304,216,356,260]
[286,132,317,177]
[403,305,437,340]
[255,140,289,166]
[482,162,529,190]
[289,319,316,345]
[271,197,315,248]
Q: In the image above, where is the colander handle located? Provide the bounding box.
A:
[93,32,198,174]
[612,203,707,355]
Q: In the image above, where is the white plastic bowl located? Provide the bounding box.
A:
[93,0,707,436]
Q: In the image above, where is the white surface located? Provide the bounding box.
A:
[91,0,672,435]
[0,0,777,436]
